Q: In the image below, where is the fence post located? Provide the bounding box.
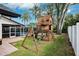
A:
[68,26,72,42]
[68,25,76,55]
[72,25,76,54]
[76,23,79,56]
[71,26,73,44]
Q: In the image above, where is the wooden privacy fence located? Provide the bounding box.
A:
[68,23,79,56]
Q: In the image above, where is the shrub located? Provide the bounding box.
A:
[53,25,57,33]
[62,14,79,33]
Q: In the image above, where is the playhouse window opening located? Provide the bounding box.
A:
[46,19,49,22]
[41,24,47,27]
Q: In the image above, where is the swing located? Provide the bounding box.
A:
[21,27,39,54]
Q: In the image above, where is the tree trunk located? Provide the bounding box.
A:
[56,20,62,34]
[56,3,70,34]
[57,25,62,34]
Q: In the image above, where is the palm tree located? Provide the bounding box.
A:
[27,23,35,27]
[22,12,30,26]
[30,4,41,20]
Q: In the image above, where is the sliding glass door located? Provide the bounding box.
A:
[10,27,16,38]
[2,25,26,38]
[2,26,9,38]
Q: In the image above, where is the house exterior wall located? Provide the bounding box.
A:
[0,22,2,39]
[0,17,18,25]
[0,16,24,39]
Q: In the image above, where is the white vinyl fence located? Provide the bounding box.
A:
[68,23,79,56]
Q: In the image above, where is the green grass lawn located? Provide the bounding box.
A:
[42,35,75,56]
[8,34,75,56]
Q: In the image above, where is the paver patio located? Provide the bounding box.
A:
[0,36,24,56]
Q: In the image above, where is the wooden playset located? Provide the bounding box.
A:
[22,15,53,54]
[26,15,53,41]
[36,15,53,41]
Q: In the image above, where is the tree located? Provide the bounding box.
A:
[62,14,79,33]
[45,3,71,34]
[22,12,30,26]
[27,23,36,28]
[30,4,41,20]
[57,3,70,34]
[30,3,75,34]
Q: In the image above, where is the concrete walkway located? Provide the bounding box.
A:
[0,36,24,56]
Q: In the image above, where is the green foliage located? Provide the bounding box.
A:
[27,23,36,28]
[53,25,57,33]
[22,12,30,21]
[30,4,41,19]
[62,14,79,33]
[21,12,31,26]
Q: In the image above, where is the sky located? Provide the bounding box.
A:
[3,3,79,26]
[4,3,36,25]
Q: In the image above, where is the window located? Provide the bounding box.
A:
[10,27,16,36]
[46,19,49,22]
[16,27,20,32]
[2,26,9,38]
[2,27,9,33]
[16,27,20,36]
[11,27,15,32]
